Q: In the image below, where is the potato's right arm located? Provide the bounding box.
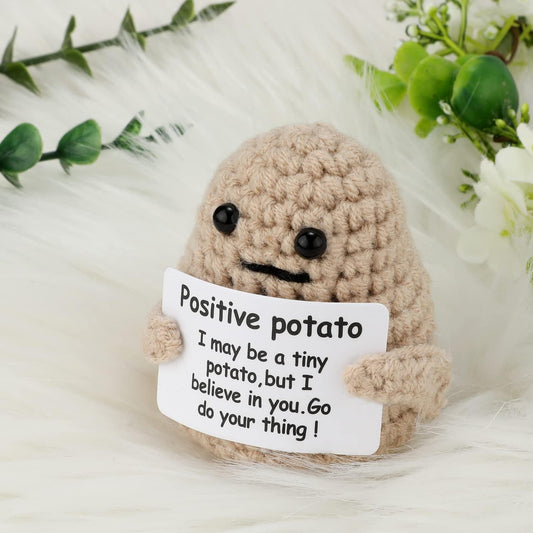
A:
[142,302,183,363]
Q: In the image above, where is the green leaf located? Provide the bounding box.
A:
[109,114,144,151]
[57,119,101,167]
[172,0,195,26]
[410,56,459,120]
[60,17,93,75]
[345,54,367,77]
[62,48,92,76]
[136,33,146,50]
[122,114,143,136]
[3,62,39,94]
[171,123,186,136]
[120,9,137,35]
[0,123,42,177]
[192,1,234,22]
[415,117,437,138]
[60,160,72,175]
[61,16,76,50]
[2,171,21,188]
[372,71,406,110]
[118,9,146,50]
[345,55,406,111]
[2,27,17,66]
[393,41,428,83]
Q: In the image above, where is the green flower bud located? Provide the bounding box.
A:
[521,103,530,123]
[459,183,473,193]
[406,25,419,37]
[439,101,453,115]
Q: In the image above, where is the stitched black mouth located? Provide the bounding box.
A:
[241,260,311,284]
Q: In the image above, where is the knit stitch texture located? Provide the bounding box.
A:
[143,123,452,465]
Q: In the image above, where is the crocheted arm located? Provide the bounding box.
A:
[343,344,451,420]
[143,303,184,363]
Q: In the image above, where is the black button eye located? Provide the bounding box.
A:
[294,228,327,259]
[213,203,239,234]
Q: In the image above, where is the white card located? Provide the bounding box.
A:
[157,268,389,456]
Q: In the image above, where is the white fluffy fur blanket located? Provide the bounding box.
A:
[1,0,532,531]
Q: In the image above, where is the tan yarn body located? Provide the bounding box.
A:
[144,123,451,465]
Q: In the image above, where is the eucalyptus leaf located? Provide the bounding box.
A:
[171,123,186,136]
[57,119,101,168]
[120,9,137,35]
[136,34,146,51]
[118,9,146,50]
[2,171,21,188]
[145,122,187,144]
[172,0,195,27]
[3,62,39,94]
[109,115,144,151]
[62,48,92,76]
[60,160,72,175]
[122,115,143,136]
[415,117,437,138]
[345,55,406,111]
[155,126,172,143]
[0,123,42,176]
[62,16,76,50]
[192,1,234,22]
[2,27,17,66]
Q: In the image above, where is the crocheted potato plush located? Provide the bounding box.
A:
[144,123,451,464]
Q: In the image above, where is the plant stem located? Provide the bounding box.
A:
[0,20,189,71]
[457,0,468,49]
[18,38,121,67]
[429,12,466,56]
[38,135,161,163]
[39,150,59,161]
[485,15,516,52]
[453,118,496,160]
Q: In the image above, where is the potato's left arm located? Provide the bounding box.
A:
[343,344,452,420]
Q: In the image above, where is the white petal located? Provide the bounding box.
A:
[478,158,500,188]
[457,226,493,264]
[517,123,533,157]
[478,156,529,215]
[487,235,524,279]
[474,192,507,232]
[495,146,533,184]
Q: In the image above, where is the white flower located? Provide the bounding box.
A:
[457,124,533,278]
